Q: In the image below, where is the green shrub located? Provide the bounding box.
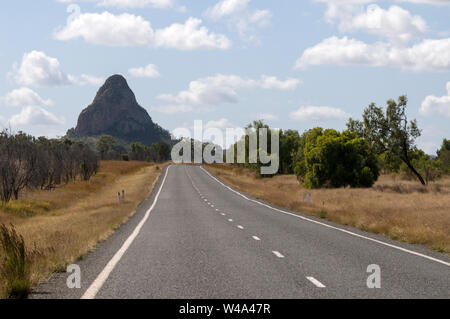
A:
[295,128,379,189]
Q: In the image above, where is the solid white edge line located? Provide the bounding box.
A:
[81,165,172,299]
[272,251,285,258]
[199,166,450,268]
[307,276,326,288]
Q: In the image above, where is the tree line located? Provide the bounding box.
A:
[0,131,174,204]
[96,135,172,162]
[230,96,450,189]
[0,130,99,203]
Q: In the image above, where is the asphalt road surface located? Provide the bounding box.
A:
[32,164,450,299]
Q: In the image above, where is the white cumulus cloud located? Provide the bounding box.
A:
[153,18,231,50]
[295,36,450,72]
[205,0,250,20]
[128,64,160,78]
[158,74,301,106]
[204,0,272,41]
[290,106,350,122]
[330,4,428,42]
[11,51,75,87]
[54,12,231,50]
[98,0,174,8]
[9,106,64,126]
[420,82,450,117]
[2,88,53,107]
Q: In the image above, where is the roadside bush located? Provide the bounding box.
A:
[294,128,379,189]
[0,224,34,299]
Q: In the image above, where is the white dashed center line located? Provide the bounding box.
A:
[252,236,261,241]
[228,219,233,222]
[306,277,326,288]
[272,251,285,258]
[221,213,226,216]
[237,225,244,229]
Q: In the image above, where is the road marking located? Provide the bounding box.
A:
[272,251,285,258]
[81,165,171,299]
[228,219,233,222]
[215,209,219,211]
[200,166,450,268]
[204,199,208,202]
[211,205,215,208]
[252,236,261,241]
[221,213,226,216]
[307,277,326,288]
[237,225,244,229]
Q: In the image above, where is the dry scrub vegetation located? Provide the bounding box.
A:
[0,161,166,298]
[205,164,450,255]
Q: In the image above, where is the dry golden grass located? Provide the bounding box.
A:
[0,160,167,298]
[205,164,450,255]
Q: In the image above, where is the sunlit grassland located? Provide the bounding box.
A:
[205,164,450,255]
[0,161,167,298]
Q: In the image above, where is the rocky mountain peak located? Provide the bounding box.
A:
[72,74,171,146]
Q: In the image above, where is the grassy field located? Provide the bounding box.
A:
[205,164,450,255]
[0,161,167,298]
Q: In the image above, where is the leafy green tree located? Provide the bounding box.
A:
[347,96,425,185]
[377,151,402,174]
[151,142,171,161]
[279,129,300,174]
[294,128,379,189]
[293,127,324,182]
[129,142,148,161]
[228,120,279,176]
[400,150,442,184]
[437,138,450,174]
[96,135,116,160]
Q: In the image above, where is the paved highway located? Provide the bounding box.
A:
[32,164,450,299]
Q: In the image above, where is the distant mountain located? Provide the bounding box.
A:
[68,74,171,146]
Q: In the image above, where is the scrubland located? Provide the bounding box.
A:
[0,161,166,298]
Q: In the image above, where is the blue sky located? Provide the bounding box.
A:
[1,0,449,154]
